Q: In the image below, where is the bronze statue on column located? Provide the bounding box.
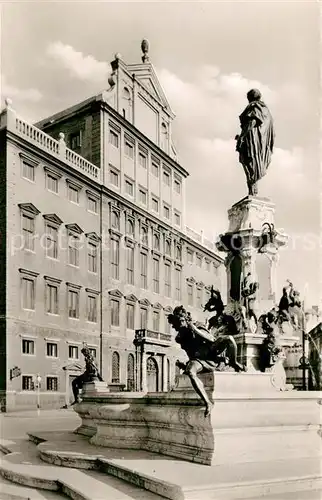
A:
[235,89,275,196]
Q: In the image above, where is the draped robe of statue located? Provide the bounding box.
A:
[236,98,274,195]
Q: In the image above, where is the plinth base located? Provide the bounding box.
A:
[74,372,322,467]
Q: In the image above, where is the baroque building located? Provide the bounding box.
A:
[0,42,224,411]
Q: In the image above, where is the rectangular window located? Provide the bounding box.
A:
[47,173,59,193]
[22,376,34,391]
[151,162,159,177]
[109,129,119,148]
[87,295,97,323]
[152,258,160,294]
[111,299,120,326]
[206,260,211,272]
[196,255,202,268]
[45,224,58,259]
[22,161,35,181]
[87,195,98,214]
[46,342,58,357]
[46,377,58,391]
[152,310,160,331]
[22,214,35,251]
[175,268,181,301]
[109,168,119,187]
[187,284,193,306]
[196,288,202,308]
[88,242,98,273]
[163,170,170,186]
[22,339,35,355]
[68,289,79,319]
[68,235,79,267]
[68,185,79,204]
[165,315,171,334]
[22,278,35,310]
[70,131,81,150]
[163,204,170,219]
[46,283,58,314]
[68,345,79,359]
[126,303,135,330]
[174,179,181,194]
[111,238,120,280]
[187,249,193,264]
[126,246,134,285]
[174,212,181,226]
[164,263,171,297]
[140,252,148,289]
[125,179,134,196]
[139,188,147,205]
[89,348,96,358]
[138,151,147,168]
[152,197,159,213]
[125,140,134,159]
[140,307,147,329]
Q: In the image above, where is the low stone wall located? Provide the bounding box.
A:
[74,373,322,466]
[2,391,66,412]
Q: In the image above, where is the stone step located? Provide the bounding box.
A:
[28,430,322,500]
[0,438,164,500]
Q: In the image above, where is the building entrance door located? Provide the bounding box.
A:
[146,356,158,392]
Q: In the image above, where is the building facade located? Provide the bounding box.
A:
[0,43,224,411]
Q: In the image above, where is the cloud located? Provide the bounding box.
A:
[1,77,42,103]
[47,42,109,83]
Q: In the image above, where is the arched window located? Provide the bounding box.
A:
[127,353,135,391]
[160,122,168,152]
[122,87,131,120]
[175,245,182,261]
[165,240,171,256]
[141,226,148,246]
[111,211,120,230]
[126,219,134,236]
[153,233,160,251]
[146,356,159,392]
[112,351,120,383]
[167,358,170,391]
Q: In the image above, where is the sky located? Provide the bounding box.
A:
[1,1,321,307]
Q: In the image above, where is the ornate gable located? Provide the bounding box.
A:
[108,289,123,298]
[138,298,151,307]
[153,302,163,310]
[186,277,196,284]
[86,232,101,242]
[125,294,138,302]
[66,223,83,234]
[43,213,63,225]
[18,203,40,216]
[164,305,173,314]
[128,63,173,115]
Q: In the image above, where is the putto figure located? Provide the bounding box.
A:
[235,89,275,196]
[71,345,103,405]
[168,306,245,417]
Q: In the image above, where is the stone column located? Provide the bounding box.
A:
[162,354,168,392]
[217,196,288,369]
[141,349,148,392]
